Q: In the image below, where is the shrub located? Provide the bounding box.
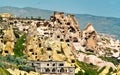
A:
[18,65,35,72]
[76,60,99,75]
[99,56,119,66]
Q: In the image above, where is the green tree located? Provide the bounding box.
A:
[14,34,26,57]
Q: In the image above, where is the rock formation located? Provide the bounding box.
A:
[82,23,98,52]
[2,26,15,56]
[0,12,120,74]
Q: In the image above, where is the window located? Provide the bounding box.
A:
[66,22,70,25]
[52,68,56,72]
[93,36,96,39]
[52,63,55,66]
[73,37,78,42]
[60,39,64,41]
[29,49,33,52]
[49,56,51,58]
[57,35,60,38]
[70,26,76,33]
[32,52,34,55]
[32,63,34,66]
[71,60,75,63]
[1,40,3,43]
[67,44,70,46]
[46,68,50,72]
[4,41,7,44]
[23,28,26,31]
[82,44,86,47]
[57,51,62,54]
[60,68,64,72]
[39,43,41,47]
[47,64,49,66]
[44,32,49,35]
[47,47,52,51]
[50,33,53,35]
[69,36,72,38]
[4,50,8,53]
[35,53,37,55]
[59,63,64,66]
[35,56,37,58]
[65,39,70,42]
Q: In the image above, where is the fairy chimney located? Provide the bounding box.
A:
[82,23,98,52]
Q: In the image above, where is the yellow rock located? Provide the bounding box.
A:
[2,26,15,56]
[0,13,14,18]
[117,64,120,75]
[99,66,110,75]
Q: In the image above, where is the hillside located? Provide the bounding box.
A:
[0,10,120,74]
[0,6,120,39]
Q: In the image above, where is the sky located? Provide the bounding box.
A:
[0,0,120,18]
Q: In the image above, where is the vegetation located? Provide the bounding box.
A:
[14,34,26,57]
[0,62,5,68]
[0,55,26,66]
[99,56,120,66]
[13,31,20,38]
[76,60,115,75]
[0,67,11,75]
[31,16,34,20]
[78,50,95,55]
[37,16,41,20]
[76,60,99,75]
[18,65,35,72]
[0,54,28,73]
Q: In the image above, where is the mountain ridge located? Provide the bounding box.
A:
[1,6,120,19]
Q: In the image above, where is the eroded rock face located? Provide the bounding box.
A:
[24,12,119,68]
[2,26,15,56]
[23,12,86,71]
[77,53,116,68]
[96,34,120,58]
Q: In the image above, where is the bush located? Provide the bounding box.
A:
[76,60,99,75]
[0,62,5,68]
[18,65,34,72]
[99,56,119,66]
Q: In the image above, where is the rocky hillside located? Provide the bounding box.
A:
[0,6,120,39]
[0,12,120,75]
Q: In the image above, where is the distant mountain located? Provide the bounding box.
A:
[75,14,120,39]
[0,6,53,19]
[0,6,120,39]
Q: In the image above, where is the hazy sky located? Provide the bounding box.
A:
[0,0,120,18]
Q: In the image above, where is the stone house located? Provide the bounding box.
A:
[27,60,75,75]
